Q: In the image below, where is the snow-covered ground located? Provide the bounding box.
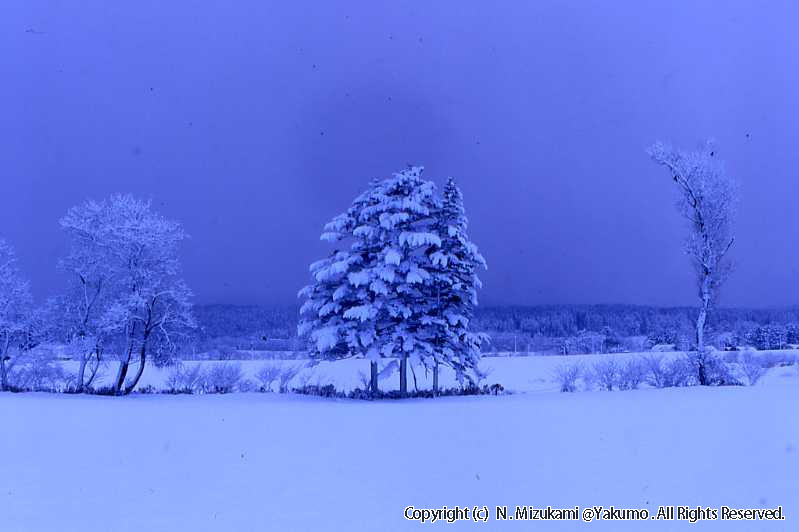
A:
[2,363,798,531]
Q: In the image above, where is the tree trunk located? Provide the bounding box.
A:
[0,357,7,392]
[114,359,130,393]
[76,354,88,393]
[0,336,9,391]
[695,274,711,386]
[696,307,707,354]
[695,306,708,385]
[115,341,135,393]
[399,355,407,397]
[433,361,439,396]
[696,353,707,386]
[369,361,378,396]
[85,352,100,388]
[123,342,148,395]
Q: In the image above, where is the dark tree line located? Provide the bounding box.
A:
[181,303,799,355]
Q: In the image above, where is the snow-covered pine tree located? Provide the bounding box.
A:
[425,177,487,391]
[298,167,442,396]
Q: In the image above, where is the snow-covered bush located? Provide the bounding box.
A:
[256,363,282,392]
[644,356,669,388]
[290,382,507,400]
[295,372,314,390]
[278,364,304,393]
[238,379,257,392]
[9,353,71,392]
[721,350,740,364]
[200,363,243,394]
[555,363,581,392]
[739,351,765,386]
[691,351,739,386]
[617,359,646,390]
[591,359,620,391]
[165,363,204,393]
[293,383,341,398]
[357,370,371,390]
[63,335,104,391]
[588,358,646,391]
[488,383,505,395]
[643,355,700,388]
[663,356,697,387]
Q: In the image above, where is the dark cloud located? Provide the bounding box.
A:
[1,0,798,307]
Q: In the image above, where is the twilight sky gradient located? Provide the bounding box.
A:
[2,1,798,307]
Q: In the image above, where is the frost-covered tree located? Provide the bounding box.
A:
[0,240,33,391]
[649,140,738,384]
[60,195,195,394]
[59,201,117,391]
[299,167,443,395]
[425,178,487,391]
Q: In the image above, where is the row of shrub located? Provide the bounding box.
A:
[2,356,72,393]
[2,359,507,399]
[7,350,792,397]
[555,350,792,393]
[157,382,506,400]
[130,362,310,395]
[157,362,506,399]
[0,360,293,395]
[720,349,797,368]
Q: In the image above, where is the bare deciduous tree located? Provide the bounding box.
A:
[61,195,195,394]
[0,240,33,391]
[649,140,738,384]
[60,202,115,391]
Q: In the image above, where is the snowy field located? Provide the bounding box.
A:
[2,359,798,531]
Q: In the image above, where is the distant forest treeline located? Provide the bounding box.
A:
[190,304,799,355]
